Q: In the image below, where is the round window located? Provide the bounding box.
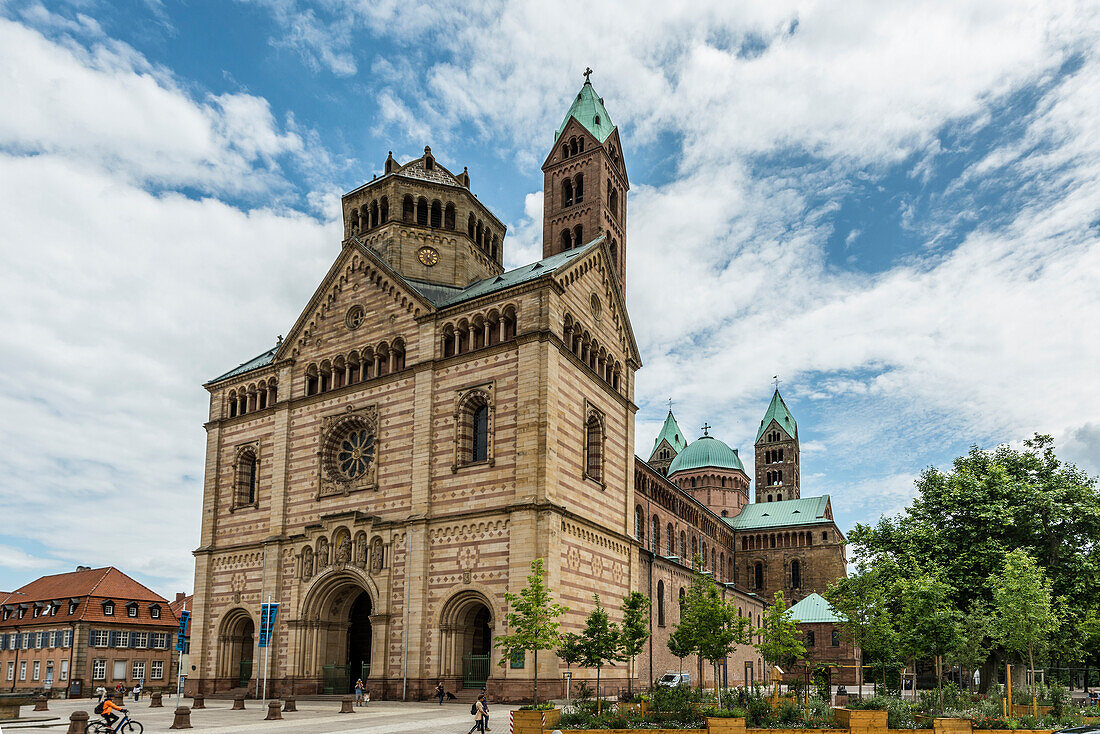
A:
[590,293,602,319]
[345,305,365,331]
[335,427,374,480]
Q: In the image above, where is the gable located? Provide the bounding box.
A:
[554,237,640,365]
[277,241,434,366]
[542,117,603,170]
[601,127,629,186]
[760,418,795,443]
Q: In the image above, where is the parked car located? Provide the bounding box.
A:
[656,672,691,687]
[1053,727,1100,734]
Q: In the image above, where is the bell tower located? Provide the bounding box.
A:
[542,70,629,291]
[754,388,801,502]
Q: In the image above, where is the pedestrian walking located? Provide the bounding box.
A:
[353,678,365,706]
[95,685,106,703]
[132,683,141,702]
[467,693,488,733]
[435,681,445,705]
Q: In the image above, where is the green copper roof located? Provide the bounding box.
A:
[650,410,688,458]
[723,496,832,530]
[555,80,616,144]
[207,344,278,385]
[668,435,746,475]
[757,389,798,442]
[784,593,844,623]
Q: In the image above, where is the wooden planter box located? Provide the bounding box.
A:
[1010,705,1051,717]
[932,718,973,734]
[617,701,648,715]
[557,731,698,734]
[834,707,888,733]
[510,707,559,734]
[708,716,747,734]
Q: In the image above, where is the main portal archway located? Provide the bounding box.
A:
[217,609,255,689]
[438,590,494,689]
[300,573,376,695]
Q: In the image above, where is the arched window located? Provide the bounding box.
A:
[457,391,492,467]
[380,196,389,223]
[585,411,604,482]
[570,137,578,155]
[468,213,476,239]
[235,448,258,507]
[476,220,483,246]
[791,559,801,589]
[754,562,764,590]
[666,523,674,555]
[416,197,428,226]
[831,630,841,647]
[679,530,686,558]
[634,506,644,542]
[574,174,584,203]
[561,143,569,159]
[444,203,456,230]
[701,542,707,569]
[651,515,660,553]
[678,586,685,607]
[691,536,697,563]
[657,580,666,626]
[562,178,574,208]
[402,195,414,222]
[561,229,573,250]
[430,200,442,228]
[609,187,619,219]
[573,225,583,246]
[370,200,379,228]
[472,404,489,462]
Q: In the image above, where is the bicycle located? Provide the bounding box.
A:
[87,709,144,734]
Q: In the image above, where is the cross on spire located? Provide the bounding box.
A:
[701,422,711,436]
[583,67,593,83]
[667,397,673,412]
[773,374,782,391]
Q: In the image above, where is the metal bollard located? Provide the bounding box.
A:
[265,700,283,720]
[169,706,192,730]
[66,710,89,734]
[340,695,355,713]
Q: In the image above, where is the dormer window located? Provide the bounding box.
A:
[17,608,25,619]
[126,603,138,618]
[103,601,114,616]
[150,605,161,619]
[594,115,600,125]
[68,602,78,615]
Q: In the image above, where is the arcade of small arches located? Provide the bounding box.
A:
[560,224,586,251]
[562,313,623,392]
[746,558,805,592]
[762,448,785,464]
[560,173,584,209]
[675,472,747,492]
[347,193,502,261]
[559,135,586,160]
[764,469,784,488]
[304,340,407,397]
[764,430,785,443]
[441,306,517,358]
[741,530,823,551]
[226,378,278,418]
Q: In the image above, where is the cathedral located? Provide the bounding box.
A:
[188,76,848,701]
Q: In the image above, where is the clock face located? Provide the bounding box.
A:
[418,247,439,266]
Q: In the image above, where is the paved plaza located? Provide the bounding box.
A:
[2,697,516,733]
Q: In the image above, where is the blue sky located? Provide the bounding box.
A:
[0,0,1097,597]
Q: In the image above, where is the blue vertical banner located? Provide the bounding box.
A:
[175,610,190,652]
[258,603,279,648]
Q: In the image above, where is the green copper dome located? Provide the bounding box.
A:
[667,435,746,475]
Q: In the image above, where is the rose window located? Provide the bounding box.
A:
[336,428,374,479]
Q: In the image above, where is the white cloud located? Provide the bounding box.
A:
[0,18,306,195]
[0,545,64,572]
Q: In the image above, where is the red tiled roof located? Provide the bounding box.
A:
[9,567,164,603]
[169,594,192,618]
[0,568,175,629]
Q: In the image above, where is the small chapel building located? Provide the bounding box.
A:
[188,75,851,701]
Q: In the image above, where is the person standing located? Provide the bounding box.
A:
[353,678,365,706]
[435,681,445,705]
[95,685,106,703]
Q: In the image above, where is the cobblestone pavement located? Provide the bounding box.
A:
[1,697,516,733]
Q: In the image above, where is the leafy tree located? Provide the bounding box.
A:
[667,626,692,678]
[895,572,961,709]
[756,591,806,673]
[674,560,750,695]
[577,594,622,711]
[557,632,584,670]
[950,602,994,690]
[826,572,897,695]
[848,435,1100,675]
[991,549,1059,700]
[493,558,568,704]
[620,591,651,695]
